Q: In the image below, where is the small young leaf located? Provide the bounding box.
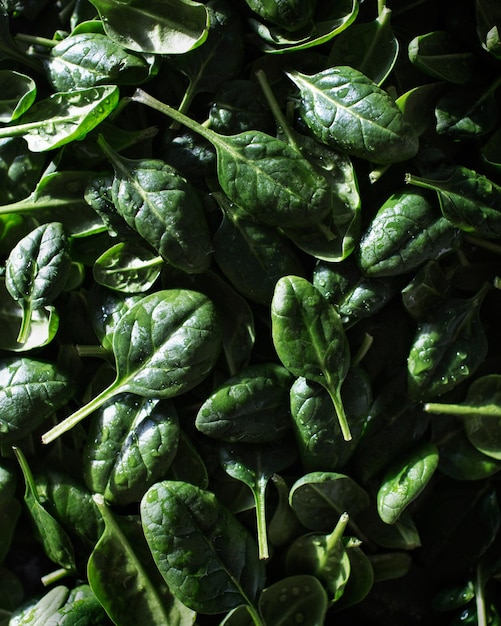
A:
[377,442,439,524]
[271,275,352,440]
[0,70,36,123]
[408,30,474,83]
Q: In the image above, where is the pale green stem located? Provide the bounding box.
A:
[352,333,374,367]
[465,235,501,256]
[42,380,121,444]
[16,303,33,344]
[424,402,501,416]
[255,476,270,561]
[325,512,349,558]
[475,562,488,626]
[325,377,352,441]
[377,0,386,16]
[15,33,58,48]
[41,568,71,586]
[76,344,110,359]
[255,69,299,152]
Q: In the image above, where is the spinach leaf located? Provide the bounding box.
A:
[0,357,75,443]
[244,0,316,33]
[132,89,333,228]
[46,33,153,91]
[258,575,328,625]
[98,135,213,274]
[83,395,180,505]
[271,275,352,440]
[196,363,293,443]
[286,66,419,164]
[42,289,221,443]
[5,222,71,343]
[377,443,439,524]
[0,70,36,123]
[408,30,474,84]
[407,284,489,401]
[88,0,209,54]
[88,495,195,626]
[0,85,119,151]
[140,480,266,616]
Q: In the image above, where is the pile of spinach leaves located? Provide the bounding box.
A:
[1,0,501,624]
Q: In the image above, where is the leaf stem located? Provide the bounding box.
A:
[475,561,488,626]
[325,379,352,441]
[16,303,33,344]
[325,512,349,556]
[424,402,501,416]
[255,476,270,560]
[15,32,58,49]
[41,380,121,444]
[255,69,299,152]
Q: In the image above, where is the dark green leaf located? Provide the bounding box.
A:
[408,30,474,83]
[0,70,36,123]
[287,66,419,164]
[259,575,328,625]
[140,480,265,614]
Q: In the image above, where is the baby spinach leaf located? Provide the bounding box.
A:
[406,167,501,239]
[248,0,358,54]
[357,189,462,277]
[476,0,501,59]
[0,357,75,443]
[0,70,36,123]
[219,438,297,560]
[408,30,474,84]
[407,284,489,401]
[93,241,163,293]
[244,0,316,33]
[196,363,293,443]
[377,442,439,525]
[88,0,209,54]
[140,480,265,616]
[13,447,76,573]
[426,374,501,461]
[98,136,212,274]
[46,33,153,91]
[5,222,71,343]
[401,260,451,320]
[258,575,328,626]
[10,586,70,626]
[287,66,419,164]
[328,6,399,86]
[42,289,221,443]
[88,495,195,626]
[0,136,45,204]
[212,197,306,305]
[284,512,350,603]
[396,82,446,137]
[271,275,352,440]
[132,89,333,228]
[0,85,119,152]
[83,394,180,505]
[289,472,370,531]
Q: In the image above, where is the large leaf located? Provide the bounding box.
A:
[88,0,209,54]
[140,480,265,615]
[287,66,419,164]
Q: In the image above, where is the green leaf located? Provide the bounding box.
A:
[377,442,439,524]
[0,85,119,152]
[0,70,36,123]
[140,480,265,615]
[5,222,71,343]
[406,167,501,239]
[132,90,333,229]
[195,363,293,443]
[93,241,163,293]
[271,275,352,440]
[88,495,195,626]
[83,395,180,505]
[46,33,153,91]
[0,357,75,443]
[476,0,501,59]
[88,0,209,54]
[11,586,70,626]
[287,66,419,164]
[42,289,221,443]
[357,189,462,277]
[408,30,474,84]
[289,472,370,531]
[13,447,76,572]
[407,284,489,401]
[98,136,213,274]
